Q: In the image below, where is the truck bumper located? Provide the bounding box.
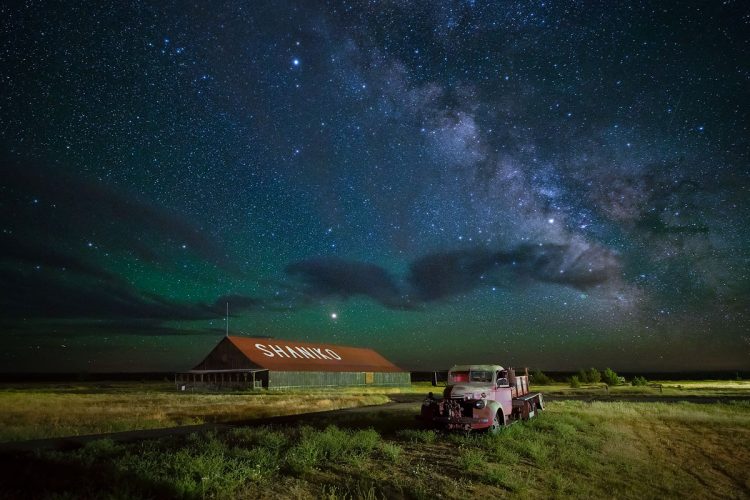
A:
[428,416,490,430]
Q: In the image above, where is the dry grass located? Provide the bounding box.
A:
[0,382,390,442]
[533,379,750,398]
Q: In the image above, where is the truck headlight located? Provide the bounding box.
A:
[474,399,486,409]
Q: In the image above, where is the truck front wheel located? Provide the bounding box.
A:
[488,410,504,434]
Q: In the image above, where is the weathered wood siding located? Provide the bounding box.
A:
[268,371,410,389]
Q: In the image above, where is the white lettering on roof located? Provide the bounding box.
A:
[255,344,274,357]
[269,344,288,357]
[285,346,302,358]
[295,347,315,359]
[326,349,342,360]
[312,348,330,360]
[253,343,342,361]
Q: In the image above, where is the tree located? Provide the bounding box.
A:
[631,376,648,386]
[569,375,581,388]
[587,368,601,384]
[602,368,619,386]
[531,370,553,385]
[577,369,589,383]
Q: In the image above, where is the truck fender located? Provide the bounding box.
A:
[485,400,506,425]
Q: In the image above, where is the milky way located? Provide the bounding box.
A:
[0,1,748,372]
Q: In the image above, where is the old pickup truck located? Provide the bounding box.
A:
[419,364,544,433]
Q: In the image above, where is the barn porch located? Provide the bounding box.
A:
[174,369,269,390]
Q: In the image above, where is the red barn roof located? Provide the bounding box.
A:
[192,336,404,373]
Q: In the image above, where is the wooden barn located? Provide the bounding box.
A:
[175,336,410,390]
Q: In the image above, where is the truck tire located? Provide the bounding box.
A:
[488,410,504,434]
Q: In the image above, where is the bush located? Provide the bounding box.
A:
[587,368,601,384]
[531,370,553,385]
[602,368,619,386]
[631,376,648,386]
[569,376,580,388]
[577,368,601,384]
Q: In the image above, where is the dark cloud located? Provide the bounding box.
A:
[211,294,263,314]
[0,268,217,320]
[409,243,622,302]
[0,235,118,282]
[285,242,622,309]
[285,257,411,309]
[0,269,264,323]
[0,319,215,337]
[0,161,231,270]
[408,248,506,302]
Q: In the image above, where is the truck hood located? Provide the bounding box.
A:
[446,384,492,399]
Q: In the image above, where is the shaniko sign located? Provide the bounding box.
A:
[254,343,343,361]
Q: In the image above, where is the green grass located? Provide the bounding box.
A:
[1,380,749,498]
[395,428,437,444]
[2,395,749,499]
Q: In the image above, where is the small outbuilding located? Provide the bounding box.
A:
[176,336,409,390]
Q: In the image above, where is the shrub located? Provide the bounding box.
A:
[631,376,648,386]
[531,370,553,385]
[602,368,619,386]
[587,368,601,384]
[569,375,580,388]
[577,368,601,384]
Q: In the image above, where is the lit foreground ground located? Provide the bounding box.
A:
[0,381,748,498]
[1,380,748,442]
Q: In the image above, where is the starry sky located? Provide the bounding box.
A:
[1,1,748,373]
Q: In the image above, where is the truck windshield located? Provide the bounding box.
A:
[450,370,493,383]
[469,371,493,383]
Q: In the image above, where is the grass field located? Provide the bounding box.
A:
[1,380,748,442]
[0,382,396,442]
[0,380,748,498]
[1,397,748,499]
[533,379,750,398]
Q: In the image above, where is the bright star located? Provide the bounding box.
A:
[330,312,338,320]
[292,58,300,66]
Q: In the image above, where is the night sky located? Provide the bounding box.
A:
[1,1,748,372]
